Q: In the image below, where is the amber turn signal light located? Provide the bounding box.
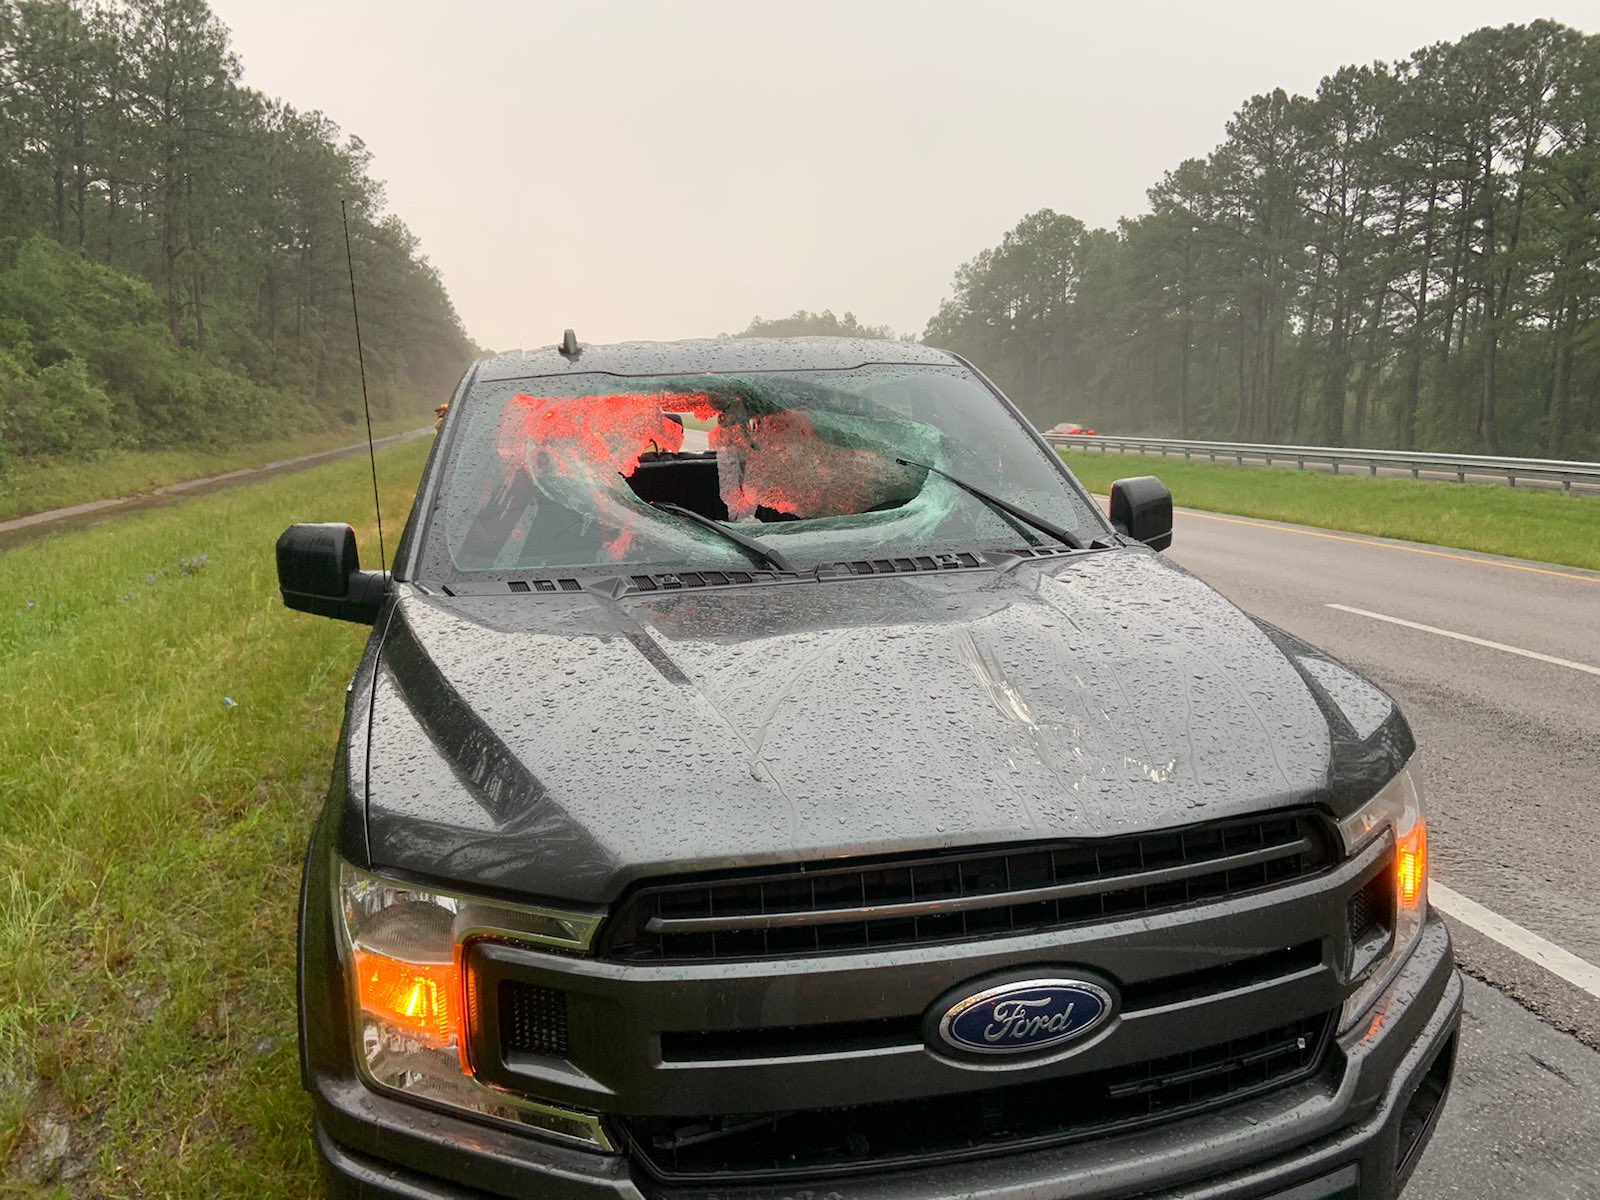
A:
[353,948,459,1044]
[1396,820,1427,911]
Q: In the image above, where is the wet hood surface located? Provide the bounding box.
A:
[363,550,1412,904]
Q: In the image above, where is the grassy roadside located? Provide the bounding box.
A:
[0,436,431,1198]
[0,412,432,525]
[1060,449,1600,571]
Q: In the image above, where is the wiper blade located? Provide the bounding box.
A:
[648,502,799,573]
[895,459,1085,550]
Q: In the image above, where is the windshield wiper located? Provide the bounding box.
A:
[647,502,799,573]
[895,458,1085,550]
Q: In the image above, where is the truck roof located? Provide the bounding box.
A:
[475,336,957,382]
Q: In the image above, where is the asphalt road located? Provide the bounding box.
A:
[1410,976,1600,1197]
[1165,505,1600,1196]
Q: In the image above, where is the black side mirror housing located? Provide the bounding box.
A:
[1109,476,1173,551]
[276,522,389,624]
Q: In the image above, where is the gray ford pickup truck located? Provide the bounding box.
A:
[278,336,1459,1200]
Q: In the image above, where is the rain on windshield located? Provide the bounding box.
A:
[428,363,1105,577]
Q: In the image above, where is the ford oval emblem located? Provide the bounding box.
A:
[937,977,1114,1056]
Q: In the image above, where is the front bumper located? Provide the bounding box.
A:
[310,914,1460,1200]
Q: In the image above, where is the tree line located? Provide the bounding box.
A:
[925,21,1600,460]
[729,310,897,340]
[0,0,474,467]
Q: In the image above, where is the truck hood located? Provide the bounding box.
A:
[361,550,1412,904]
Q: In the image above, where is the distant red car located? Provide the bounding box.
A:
[1045,421,1096,436]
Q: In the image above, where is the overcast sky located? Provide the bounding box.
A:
[210,1,1594,351]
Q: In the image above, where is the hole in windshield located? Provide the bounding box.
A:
[623,407,925,524]
[423,364,1103,578]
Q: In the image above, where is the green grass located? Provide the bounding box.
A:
[0,436,431,1197]
[0,412,432,525]
[1060,450,1600,571]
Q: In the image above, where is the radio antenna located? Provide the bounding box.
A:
[341,199,387,577]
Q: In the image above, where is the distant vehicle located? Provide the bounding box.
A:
[278,336,1458,1200]
[1046,420,1097,436]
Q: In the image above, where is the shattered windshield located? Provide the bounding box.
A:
[423,363,1106,577]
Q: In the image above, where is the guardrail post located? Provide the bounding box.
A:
[1331,458,1339,475]
[1369,462,1377,477]
[1507,473,1516,487]
[1456,467,1464,483]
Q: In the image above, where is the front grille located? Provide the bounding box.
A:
[499,981,569,1058]
[1346,861,1396,980]
[658,941,1325,1063]
[604,812,1335,961]
[1348,872,1388,945]
[621,1011,1336,1182]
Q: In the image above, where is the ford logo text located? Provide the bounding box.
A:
[936,977,1114,1056]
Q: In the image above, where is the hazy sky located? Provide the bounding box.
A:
[210,1,1594,351]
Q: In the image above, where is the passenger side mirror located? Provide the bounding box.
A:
[275,522,389,624]
[1109,476,1173,551]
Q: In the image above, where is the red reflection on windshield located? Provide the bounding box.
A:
[493,391,914,548]
[711,411,915,520]
[496,392,714,478]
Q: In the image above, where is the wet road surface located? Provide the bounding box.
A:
[1166,505,1600,1195]
[1411,976,1600,1198]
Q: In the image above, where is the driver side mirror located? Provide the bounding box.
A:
[1109,476,1173,551]
[275,522,389,624]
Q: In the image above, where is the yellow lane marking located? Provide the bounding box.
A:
[1176,509,1600,587]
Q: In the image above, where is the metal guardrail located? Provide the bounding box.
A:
[1043,434,1600,493]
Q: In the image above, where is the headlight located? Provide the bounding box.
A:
[1337,763,1428,1031]
[334,861,612,1148]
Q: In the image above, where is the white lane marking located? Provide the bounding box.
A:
[1327,608,1600,997]
[1430,882,1600,1001]
[1325,604,1600,677]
